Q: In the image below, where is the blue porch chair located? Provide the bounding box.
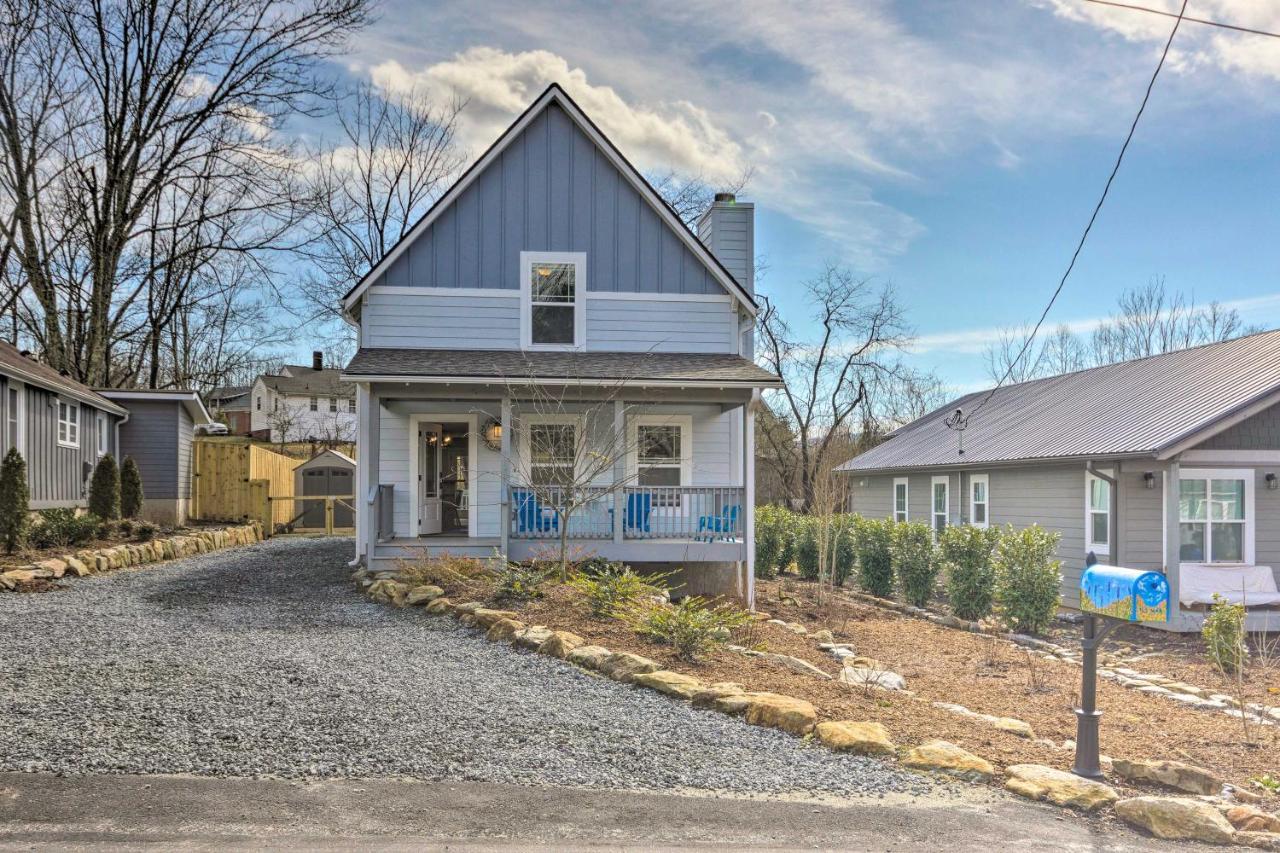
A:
[611,492,653,535]
[512,489,558,535]
[696,504,739,542]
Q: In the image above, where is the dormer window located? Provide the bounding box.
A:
[521,251,585,350]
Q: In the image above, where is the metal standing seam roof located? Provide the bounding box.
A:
[839,329,1280,473]
[342,348,784,386]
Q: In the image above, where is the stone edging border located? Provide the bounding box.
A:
[354,568,1280,848]
[842,590,1280,728]
[0,523,263,590]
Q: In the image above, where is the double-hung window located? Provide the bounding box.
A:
[892,477,908,523]
[969,474,989,528]
[97,414,109,456]
[523,416,578,489]
[309,396,318,412]
[931,475,949,537]
[1179,470,1252,564]
[6,382,23,454]
[1086,472,1111,555]
[348,398,356,414]
[329,397,337,413]
[521,252,585,350]
[632,416,692,508]
[57,400,79,448]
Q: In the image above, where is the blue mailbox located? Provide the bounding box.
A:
[1080,565,1170,623]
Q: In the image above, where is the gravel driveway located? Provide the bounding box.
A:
[0,537,935,797]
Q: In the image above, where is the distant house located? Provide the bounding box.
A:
[0,341,129,509]
[839,331,1280,633]
[249,352,356,444]
[207,385,251,435]
[98,389,213,525]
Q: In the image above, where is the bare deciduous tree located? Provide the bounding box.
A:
[647,167,753,229]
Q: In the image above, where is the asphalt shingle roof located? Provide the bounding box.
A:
[0,342,127,414]
[343,348,783,386]
[258,368,353,397]
[840,329,1280,472]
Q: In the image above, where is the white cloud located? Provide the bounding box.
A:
[366,47,746,182]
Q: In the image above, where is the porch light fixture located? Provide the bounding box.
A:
[1267,473,1278,490]
[482,419,503,451]
[1143,472,1155,489]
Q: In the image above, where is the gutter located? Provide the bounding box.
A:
[838,450,1157,477]
[340,373,784,390]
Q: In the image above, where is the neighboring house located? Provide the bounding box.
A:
[340,84,782,604]
[0,341,128,509]
[839,331,1280,633]
[98,389,213,525]
[249,352,356,443]
[207,385,251,435]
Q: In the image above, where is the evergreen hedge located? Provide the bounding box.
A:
[120,455,144,519]
[88,454,121,520]
[0,447,29,554]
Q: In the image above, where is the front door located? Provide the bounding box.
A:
[419,422,443,535]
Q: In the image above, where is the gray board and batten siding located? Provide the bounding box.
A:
[114,398,188,501]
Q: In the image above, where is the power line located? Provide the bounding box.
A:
[1083,0,1280,40]
[952,0,1189,434]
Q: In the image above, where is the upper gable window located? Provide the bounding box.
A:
[521,252,585,350]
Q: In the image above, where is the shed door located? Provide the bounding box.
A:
[301,469,328,527]
[329,467,353,527]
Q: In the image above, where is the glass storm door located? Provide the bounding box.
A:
[419,423,443,535]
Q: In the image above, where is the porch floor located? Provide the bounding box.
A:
[371,535,745,566]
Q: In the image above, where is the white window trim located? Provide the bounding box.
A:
[969,473,989,529]
[931,474,949,538]
[7,381,24,455]
[517,413,583,485]
[56,400,79,449]
[520,251,586,351]
[627,414,693,486]
[892,477,908,523]
[97,413,109,457]
[1176,467,1255,566]
[309,396,318,412]
[1085,470,1112,557]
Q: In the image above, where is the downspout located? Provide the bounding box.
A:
[1086,462,1118,565]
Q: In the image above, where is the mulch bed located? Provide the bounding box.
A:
[478,574,1280,806]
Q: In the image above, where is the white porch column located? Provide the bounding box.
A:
[1163,459,1183,625]
[500,397,512,556]
[613,399,625,545]
[744,393,757,609]
[356,383,380,563]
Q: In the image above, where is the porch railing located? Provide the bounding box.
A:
[507,484,745,542]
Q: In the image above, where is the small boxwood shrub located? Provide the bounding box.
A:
[853,516,895,598]
[88,454,120,520]
[938,524,1001,621]
[0,447,29,554]
[31,508,99,549]
[1202,593,1249,675]
[993,524,1062,635]
[623,596,751,661]
[891,521,939,607]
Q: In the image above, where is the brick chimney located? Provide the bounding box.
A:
[312,350,323,371]
[696,192,754,298]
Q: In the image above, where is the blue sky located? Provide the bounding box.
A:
[315,0,1280,392]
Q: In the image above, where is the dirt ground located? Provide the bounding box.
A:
[491,575,1280,806]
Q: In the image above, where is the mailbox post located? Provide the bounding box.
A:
[1073,561,1170,780]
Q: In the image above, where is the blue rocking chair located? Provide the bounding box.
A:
[696,504,739,542]
[512,489,558,535]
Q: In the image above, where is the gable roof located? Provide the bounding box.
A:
[255,368,353,398]
[97,388,213,425]
[340,83,756,317]
[0,342,127,416]
[839,329,1280,473]
[295,448,356,472]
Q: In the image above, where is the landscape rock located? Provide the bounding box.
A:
[451,602,484,615]
[1114,797,1235,844]
[472,608,520,629]
[902,741,994,780]
[405,585,444,606]
[632,670,705,700]
[566,644,612,671]
[839,666,907,691]
[810,629,835,643]
[932,702,1034,738]
[485,618,524,643]
[1112,758,1222,796]
[425,597,452,614]
[690,682,745,709]
[1227,806,1280,833]
[63,557,90,577]
[1004,764,1118,812]
[760,652,832,680]
[743,693,817,736]
[599,651,661,683]
[1234,831,1280,850]
[815,721,895,756]
[538,631,586,659]
[36,559,66,579]
[513,625,555,650]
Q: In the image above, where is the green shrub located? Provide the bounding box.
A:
[88,454,120,520]
[623,596,751,661]
[0,447,29,554]
[776,508,798,572]
[938,524,1001,620]
[832,514,857,586]
[993,524,1062,635]
[891,521,939,607]
[853,516,894,597]
[491,561,550,602]
[1202,593,1249,675]
[574,554,616,578]
[30,508,99,549]
[568,564,669,617]
[794,515,819,580]
[133,520,158,542]
[754,505,786,579]
[120,456,144,519]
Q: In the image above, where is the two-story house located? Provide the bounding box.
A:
[341,84,781,604]
[249,353,357,443]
